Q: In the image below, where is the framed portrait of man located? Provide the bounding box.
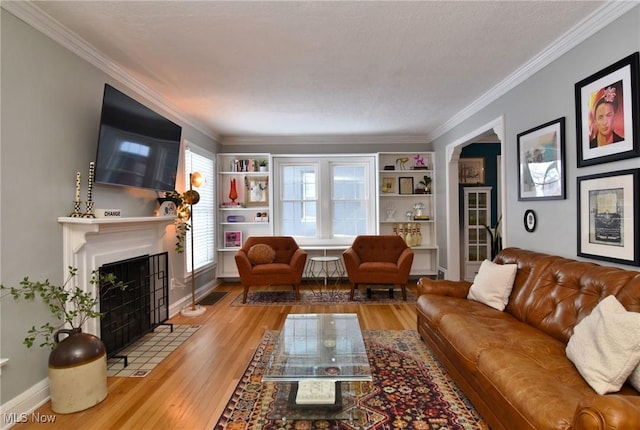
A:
[575,52,639,167]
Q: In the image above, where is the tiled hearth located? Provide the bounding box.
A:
[107,325,200,377]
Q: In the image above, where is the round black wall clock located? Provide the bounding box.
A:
[524,209,537,232]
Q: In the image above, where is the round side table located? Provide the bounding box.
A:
[306,256,345,286]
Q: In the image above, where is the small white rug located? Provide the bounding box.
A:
[107,324,200,377]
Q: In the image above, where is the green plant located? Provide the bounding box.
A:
[482,215,503,259]
[163,190,190,253]
[0,267,125,349]
[257,159,267,167]
[418,175,432,188]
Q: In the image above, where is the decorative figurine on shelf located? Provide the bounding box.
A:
[414,154,425,167]
[386,206,397,221]
[228,178,238,202]
[405,210,413,221]
[82,162,96,218]
[396,157,409,170]
[69,171,83,217]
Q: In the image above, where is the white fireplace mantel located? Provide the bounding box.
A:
[58,216,175,336]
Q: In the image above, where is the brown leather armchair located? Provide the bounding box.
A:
[343,235,414,300]
[235,236,307,303]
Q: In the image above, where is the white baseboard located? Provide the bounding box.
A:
[0,378,50,430]
[168,279,221,318]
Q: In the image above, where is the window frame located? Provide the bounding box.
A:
[183,143,216,276]
[272,154,377,245]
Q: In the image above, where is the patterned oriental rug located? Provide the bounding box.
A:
[215,330,488,429]
[230,288,418,306]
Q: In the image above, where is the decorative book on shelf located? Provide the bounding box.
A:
[220,202,244,208]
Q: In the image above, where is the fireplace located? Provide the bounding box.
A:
[58,216,175,337]
[99,252,170,361]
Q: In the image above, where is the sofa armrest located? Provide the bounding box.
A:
[342,248,362,278]
[234,250,253,283]
[416,278,472,298]
[573,393,640,430]
[397,247,414,276]
[289,248,308,276]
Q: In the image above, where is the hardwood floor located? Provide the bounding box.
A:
[16,282,419,429]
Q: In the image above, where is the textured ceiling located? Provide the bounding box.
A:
[15,1,609,140]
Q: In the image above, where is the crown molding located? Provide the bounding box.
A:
[221,134,430,146]
[4,1,636,145]
[427,1,639,142]
[2,1,221,143]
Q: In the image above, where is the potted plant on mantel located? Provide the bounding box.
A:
[0,268,125,414]
[159,190,190,253]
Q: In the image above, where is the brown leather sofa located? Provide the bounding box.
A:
[235,236,307,303]
[417,247,640,430]
[343,235,414,300]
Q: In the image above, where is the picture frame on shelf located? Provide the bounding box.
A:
[517,117,566,201]
[244,176,268,207]
[575,52,639,167]
[224,231,242,248]
[577,168,639,266]
[459,157,485,184]
[398,177,414,195]
[381,177,396,193]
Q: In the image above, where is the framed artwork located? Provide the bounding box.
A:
[244,176,268,207]
[517,117,566,201]
[224,231,242,248]
[524,209,537,233]
[381,177,396,193]
[577,169,639,266]
[575,52,639,167]
[459,157,485,184]
[399,177,414,195]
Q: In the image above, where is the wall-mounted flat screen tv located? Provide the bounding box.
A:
[95,84,182,192]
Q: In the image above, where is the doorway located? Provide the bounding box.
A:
[444,116,506,281]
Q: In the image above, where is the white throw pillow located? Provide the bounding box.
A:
[467,259,517,311]
[628,364,640,392]
[566,295,640,395]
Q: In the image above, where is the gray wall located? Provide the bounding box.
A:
[431,6,640,271]
[1,10,218,406]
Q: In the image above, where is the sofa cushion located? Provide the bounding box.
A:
[467,259,517,311]
[247,244,276,265]
[566,295,640,395]
[629,365,640,391]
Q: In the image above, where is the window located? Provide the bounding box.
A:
[273,155,375,245]
[184,144,215,273]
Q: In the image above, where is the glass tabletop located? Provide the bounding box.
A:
[262,313,372,382]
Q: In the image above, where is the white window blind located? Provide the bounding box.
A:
[184,145,215,273]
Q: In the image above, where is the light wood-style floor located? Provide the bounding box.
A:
[16,282,418,429]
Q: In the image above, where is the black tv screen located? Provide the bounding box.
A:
[95,84,182,192]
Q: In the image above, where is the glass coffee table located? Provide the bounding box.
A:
[262,313,372,424]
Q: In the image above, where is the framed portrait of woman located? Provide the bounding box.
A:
[574,52,639,167]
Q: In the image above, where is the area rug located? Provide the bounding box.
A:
[231,287,418,306]
[107,324,200,377]
[215,330,488,429]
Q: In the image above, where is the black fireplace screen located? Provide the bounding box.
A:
[99,252,170,359]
